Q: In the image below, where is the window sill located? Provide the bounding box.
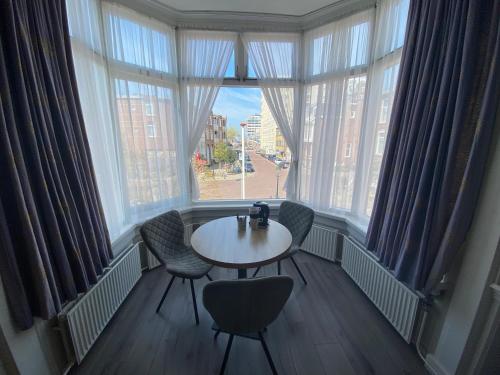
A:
[110,200,369,256]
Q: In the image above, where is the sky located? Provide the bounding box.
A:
[212,87,262,131]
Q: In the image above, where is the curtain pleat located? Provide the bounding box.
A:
[0,0,112,329]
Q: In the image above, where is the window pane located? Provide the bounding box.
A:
[105,6,176,74]
[114,79,180,209]
[246,40,296,79]
[248,59,257,78]
[224,50,236,78]
[363,62,400,216]
[306,10,373,77]
[299,74,367,210]
[195,87,290,200]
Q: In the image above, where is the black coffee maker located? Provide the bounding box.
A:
[253,201,270,227]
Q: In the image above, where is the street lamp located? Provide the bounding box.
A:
[240,122,246,199]
[275,164,281,199]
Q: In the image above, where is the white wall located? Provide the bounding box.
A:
[0,278,67,375]
[424,121,500,375]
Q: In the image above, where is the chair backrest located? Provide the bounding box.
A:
[203,276,293,335]
[278,201,314,248]
[140,210,185,264]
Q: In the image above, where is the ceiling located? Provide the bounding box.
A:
[155,0,342,16]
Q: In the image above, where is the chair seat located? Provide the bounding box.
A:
[165,246,212,279]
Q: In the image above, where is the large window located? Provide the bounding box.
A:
[358,0,409,217]
[104,4,184,222]
[299,10,372,212]
[194,87,290,200]
[68,0,409,238]
[299,0,409,219]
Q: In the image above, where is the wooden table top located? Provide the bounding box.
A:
[191,216,292,269]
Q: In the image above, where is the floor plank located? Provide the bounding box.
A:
[70,252,427,375]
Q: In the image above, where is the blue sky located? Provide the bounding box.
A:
[212,87,262,131]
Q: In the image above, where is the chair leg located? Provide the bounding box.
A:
[258,332,277,375]
[156,275,175,313]
[189,279,199,325]
[252,267,261,278]
[277,261,281,275]
[219,334,234,375]
[182,278,185,284]
[290,256,307,285]
[206,274,213,281]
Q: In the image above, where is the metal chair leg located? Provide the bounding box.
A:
[252,267,261,278]
[258,332,277,375]
[290,256,307,284]
[156,275,175,313]
[277,261,281,275]
[206,274,213,281]
[219,334,234,375]
[189,279,199,325]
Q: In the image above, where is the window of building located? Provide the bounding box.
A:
[144,102,154,116]
[146,122,156,138]
[345,143,353,157]
[375,130,386,155]
[379,98,389,123]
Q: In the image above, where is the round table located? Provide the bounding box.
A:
[191,216,292,278]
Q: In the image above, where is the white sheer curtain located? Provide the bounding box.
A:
[242,33,301,199]
[299,10,374,212]
[103,4,185,223]
[66,0,125,241]
[178,30,237,199]
[356,0,410,217]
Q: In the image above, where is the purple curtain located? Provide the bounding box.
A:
[366,0,500,293]
[0,0,113,329]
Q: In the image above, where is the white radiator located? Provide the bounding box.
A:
[301,225,339,261]
[341,237,421,343]
[64,243,141,363]
[146,224,194,270]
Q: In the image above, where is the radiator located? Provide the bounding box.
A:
[301,225,339,261]
[341,237,421,343]
[64,243,141,363]
[146,224,194,270]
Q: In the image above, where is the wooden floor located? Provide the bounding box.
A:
[71,252,427,375]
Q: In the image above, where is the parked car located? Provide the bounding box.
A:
[245,163,254,172]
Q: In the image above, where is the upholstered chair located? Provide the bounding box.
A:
[203,276,294,375]
[140,210,213,325]
[253,201,314,284]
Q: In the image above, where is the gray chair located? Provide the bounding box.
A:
[253,201,314,284]
[203,276,293,375]
[140,210,213,325]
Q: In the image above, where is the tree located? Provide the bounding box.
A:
[213,142,237,168]
[226,127,238,143]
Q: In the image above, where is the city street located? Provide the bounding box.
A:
[198,150,289,200]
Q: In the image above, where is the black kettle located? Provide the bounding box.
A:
[253,201,270,227]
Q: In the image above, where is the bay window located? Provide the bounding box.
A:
[67,0,409,239]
